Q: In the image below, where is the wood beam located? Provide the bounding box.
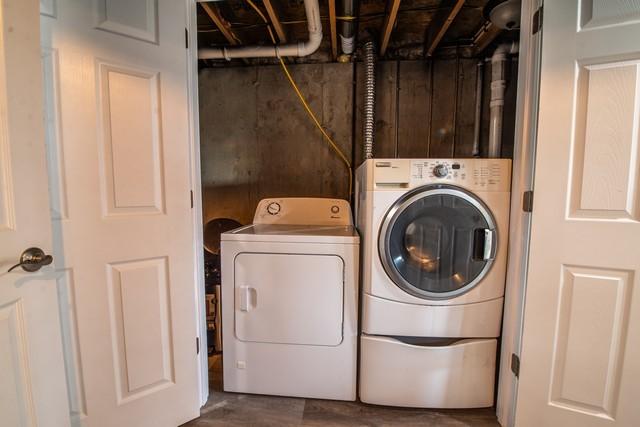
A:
[329,0,337,59]
[201,2,240,45]
[262,0,287,43]
[379,0,402,56]
[424,0,465,57]
[472,22,502,55]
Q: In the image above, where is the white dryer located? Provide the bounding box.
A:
[356,158,511,408]
[221,198,359,401]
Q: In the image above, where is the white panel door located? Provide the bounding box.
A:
[40,1,200,426]
[0,1,70,426]
[516,1,640,426]
[234,253,344,346]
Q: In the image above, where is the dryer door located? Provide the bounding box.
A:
[379,184,497,300]
[234,252,344,346]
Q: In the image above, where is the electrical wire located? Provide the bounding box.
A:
[245,0,353,198]
[278,58,353,197]
[246,0,269,23]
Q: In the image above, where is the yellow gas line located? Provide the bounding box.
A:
[245,0,353,198]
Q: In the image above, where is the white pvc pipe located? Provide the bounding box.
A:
[198,0,322,60]
[488,41,519,158]
[472,60,484,157]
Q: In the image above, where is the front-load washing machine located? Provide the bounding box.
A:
[356,158,511,408]
[221,198,359,401]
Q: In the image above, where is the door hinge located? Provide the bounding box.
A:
[511,353,520,377]
[185,28,189,49]
[532,5,543,34]
[522,190,534,212]
[190,190,194,209]
[196,336,200,355]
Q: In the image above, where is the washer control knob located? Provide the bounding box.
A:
[266,202,281,215]
[433,164,448,178]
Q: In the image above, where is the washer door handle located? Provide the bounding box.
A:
[482,229,497,260]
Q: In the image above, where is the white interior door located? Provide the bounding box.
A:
[516,1,640,426]
[0,0,70,426]
[40,0,200,426]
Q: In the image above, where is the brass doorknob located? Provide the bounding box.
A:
[7,247,53,273]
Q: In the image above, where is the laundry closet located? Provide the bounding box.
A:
[197,0,523,424]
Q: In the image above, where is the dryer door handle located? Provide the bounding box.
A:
[482,229,497,260]
[238,286,257,312]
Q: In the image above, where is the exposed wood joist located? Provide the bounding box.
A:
[424,0,465,57]
[472,21,502,55]
[329,0,337,59]
[201,2,241,45]
[380,0,403,56]
[262,0,287,43]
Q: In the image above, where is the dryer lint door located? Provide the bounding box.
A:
[234,252,344,346]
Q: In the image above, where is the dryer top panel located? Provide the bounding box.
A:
[253,197,353,226]
[221,224,359,244]
[359,159,512,192]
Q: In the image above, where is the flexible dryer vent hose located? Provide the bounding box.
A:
[363,41,376,160]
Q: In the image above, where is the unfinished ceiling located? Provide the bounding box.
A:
[197,0,518,65]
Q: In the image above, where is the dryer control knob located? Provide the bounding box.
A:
[266,202,281,215]
[433,164,448,178]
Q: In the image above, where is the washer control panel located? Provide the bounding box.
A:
[432,164,449,178]
[370,158,511,192]
[253,198,353,226]
[410,159,510,191]
[411,160,467,182]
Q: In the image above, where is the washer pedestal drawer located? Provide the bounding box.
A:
[362,293,504,337]
[359,334,497,408]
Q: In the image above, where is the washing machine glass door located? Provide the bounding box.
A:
[379,184,497,300]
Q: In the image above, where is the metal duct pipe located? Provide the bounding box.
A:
[488,41,519,158]
[198,0,322,59]
[363,41,376,160]
[340,0,356,55]
[472,60,484,157]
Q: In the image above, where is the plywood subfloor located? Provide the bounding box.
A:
[182,355,499,426]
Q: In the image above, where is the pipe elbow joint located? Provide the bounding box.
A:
[492,41,520,62]
[197,0,322,60]
[298,31,323,56]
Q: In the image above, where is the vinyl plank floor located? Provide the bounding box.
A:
[182,356,500,427]
[301,399,498,426]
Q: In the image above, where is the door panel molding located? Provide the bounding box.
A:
[95,0,159,44]
[549,265,632,419]
[97,60,166,216]
[0,13,15,231]
[107,257,175,404]
[0,300,37,426]
[42,47,69,220]
[580,0,640,30]
[569,59,640,221]
[55,268,87,420]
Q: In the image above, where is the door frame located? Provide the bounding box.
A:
[185,0,546,416]
[186,0,208,407]
[495,0,543,425]
[34,0,546,416]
